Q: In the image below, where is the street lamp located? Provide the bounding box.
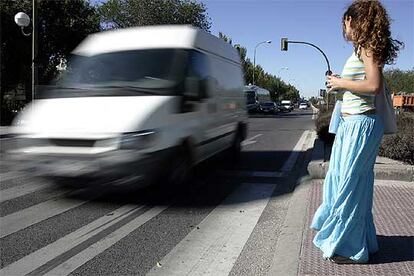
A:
[14,0,38,103]
[253,40,272,85]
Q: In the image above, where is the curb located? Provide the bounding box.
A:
[307,138,414,182]
[266,132,319,276]
[267,175,313,276]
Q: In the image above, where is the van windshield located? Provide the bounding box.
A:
[51,49,188,96]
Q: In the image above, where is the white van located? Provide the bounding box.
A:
[280,100,293,112]
[11,25,247,188]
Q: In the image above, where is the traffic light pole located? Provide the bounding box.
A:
[284,40,331,76]
[281,38,332,110]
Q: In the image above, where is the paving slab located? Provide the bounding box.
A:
[299,180,414,276]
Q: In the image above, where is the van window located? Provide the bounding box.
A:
[185,51,210,98]
[209,56,244,97]
[48,49,188,97]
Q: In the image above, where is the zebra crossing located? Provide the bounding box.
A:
[0,131,316,276]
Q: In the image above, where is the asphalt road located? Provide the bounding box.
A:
[0,109,315,276]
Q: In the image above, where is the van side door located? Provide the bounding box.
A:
[183,50,217,161]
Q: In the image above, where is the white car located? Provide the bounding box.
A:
[280,100,293,112]
[299,103,308,110]
[10,25,247,188]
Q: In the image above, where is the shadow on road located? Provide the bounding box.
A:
[48,146,314,209]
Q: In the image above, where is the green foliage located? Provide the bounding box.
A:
[316,109,414,164]
[315,109,335,144]
[99,0,211,31]
[384,69,414,94]
[1,0,100,124]
[309,97,319,105]
[218,33,300,102]
[379,112,414,164]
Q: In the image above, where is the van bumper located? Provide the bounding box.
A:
[11,149,173,187]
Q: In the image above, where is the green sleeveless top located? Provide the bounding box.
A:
[340,52,376,114]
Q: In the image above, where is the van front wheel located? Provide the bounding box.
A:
[230,131,243,162]
[167,149,192,188]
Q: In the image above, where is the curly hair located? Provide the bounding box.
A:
[342,0,404,65]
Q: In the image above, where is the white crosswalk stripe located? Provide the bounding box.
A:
[0,189,99,238]
[0,181,53,203]
[44,205,169,276]
[0,204,144,276]
[0,131,316,275]
[281,130,309,172]
[147,183,276,276]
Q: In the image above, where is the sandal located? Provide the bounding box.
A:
[328,254,368,264]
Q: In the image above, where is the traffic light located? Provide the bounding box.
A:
[281,38,288,51]
[320,89,326,97]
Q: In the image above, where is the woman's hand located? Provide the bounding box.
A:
[326,75,343,93]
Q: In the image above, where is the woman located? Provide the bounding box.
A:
[310,0,403,264]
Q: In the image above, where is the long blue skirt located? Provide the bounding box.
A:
[311,114,384,262]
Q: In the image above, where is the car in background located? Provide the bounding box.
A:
[280,100,294,112]
[299,102,308,110]
[259,101,278,114]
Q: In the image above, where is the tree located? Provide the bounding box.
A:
[99,0,211,31]
[1,0,100,124]
[218,32,300,102]
[384,69,414,94]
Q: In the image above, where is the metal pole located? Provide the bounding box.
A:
[286,40,331,75]
[286,40,332,110]
[32,0,38,102]
[253,46,257,85]
[253,41,271,86]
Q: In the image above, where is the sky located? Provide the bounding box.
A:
[203,0,414,98]
[91,0,413,99]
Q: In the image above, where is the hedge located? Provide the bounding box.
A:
[315,109,414,164]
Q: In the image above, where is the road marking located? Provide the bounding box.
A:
[241,134,262,147]
[0,189,99,238]
[43,205,168,276]
[0,171,27,182]
[306,131,317,151]
[0,204,145,276]
[0,182,53,203]
[281,130,309,172]
[220,170,285,178]
[147,183,276,276]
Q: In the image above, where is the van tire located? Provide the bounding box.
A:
[167,147,192,189]
[230,127,244,162]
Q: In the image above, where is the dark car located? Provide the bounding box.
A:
[259,102,278,114]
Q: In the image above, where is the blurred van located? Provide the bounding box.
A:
[11,25,247,188]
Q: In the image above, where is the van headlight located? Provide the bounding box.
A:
[120,130,157,150]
